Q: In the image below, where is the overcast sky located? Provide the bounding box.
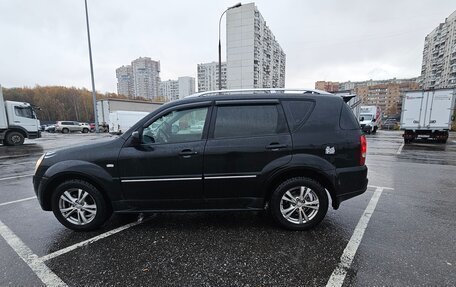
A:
[1,0,455,93]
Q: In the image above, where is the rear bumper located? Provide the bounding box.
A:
[333,165,368,208]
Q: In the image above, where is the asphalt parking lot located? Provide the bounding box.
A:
[1,131,455,286]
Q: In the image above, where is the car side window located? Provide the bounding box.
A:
[142,107,208,144]
[214,104,287,138]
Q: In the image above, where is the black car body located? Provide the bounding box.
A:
[33,89,368,231]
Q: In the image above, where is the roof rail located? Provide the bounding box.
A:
[186,88,332,98]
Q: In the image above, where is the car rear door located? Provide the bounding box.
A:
[202,100,292,209]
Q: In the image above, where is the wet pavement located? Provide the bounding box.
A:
[0,131,455,286]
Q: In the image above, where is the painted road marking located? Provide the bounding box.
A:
[0,174,34,181]
[0,196,37,207]
[40,216,149,262]
[368,184,393,190]
[396,142,404,155]
[326,186,388,287]
[0,219,67,286]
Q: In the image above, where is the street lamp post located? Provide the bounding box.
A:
[84,0,99,133]
[218,3,242,90]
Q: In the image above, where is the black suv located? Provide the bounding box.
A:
[33,89,368,231]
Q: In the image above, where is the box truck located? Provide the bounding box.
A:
[0,85,41,146]
[359,106,382,134]
[109,110,149,134]
[401,89,455,144]
[97,99,162,132]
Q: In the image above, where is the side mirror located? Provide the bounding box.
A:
[131,131,141,145]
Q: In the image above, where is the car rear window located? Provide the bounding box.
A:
[281,100,315,131]
[339,103,360,130]
[214,105,287,138]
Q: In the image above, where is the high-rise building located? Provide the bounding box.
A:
[226,3,286,89]
[131,57,161,100]
[197,62,227,92]
[421,10,456,89]
[116,57,161,100]
[160,77,196,101]
[116,65,134,97]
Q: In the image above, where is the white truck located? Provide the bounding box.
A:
[109,111,149,134]
[401,89,455,144]
[359,106,382,134]
[97,99,162,132]
[0,85,41,146]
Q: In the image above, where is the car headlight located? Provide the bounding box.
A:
[35,154,45,174]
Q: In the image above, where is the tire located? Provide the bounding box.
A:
[270,177,328,231]
[372,126,378,134]
[82,128,89,133]
[51,179,112,231]
[62,128,69,134]
[5,131,25,146]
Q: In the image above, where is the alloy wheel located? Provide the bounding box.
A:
[58,188,97,225]
[280,186,320,224]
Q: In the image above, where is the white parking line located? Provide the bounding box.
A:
[396,142,404,155]
[40,217,148,262]
[0,174,34,181]
[0,196,36,207]
[0,219,67,286]
[326,186,387,287]
[368,184,393,190]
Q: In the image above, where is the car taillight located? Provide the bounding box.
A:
[360,134,367,166]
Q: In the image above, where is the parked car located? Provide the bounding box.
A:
[382,119,399,130]
[45,124,56,133]
[33,89,368,231]
[89,123,96,132]
[55,121,89,133]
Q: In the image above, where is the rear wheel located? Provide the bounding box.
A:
[62,128,69,134]
[82,128,89,133]
[270,177,328,230]
[51,179,111,231]
[5,131,25,146]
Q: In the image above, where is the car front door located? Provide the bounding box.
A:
[118,103,211,209]
[203,100,292,209]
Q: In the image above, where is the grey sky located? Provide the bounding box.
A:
[0,0,455,93]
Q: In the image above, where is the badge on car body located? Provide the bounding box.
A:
[325,146,335,155]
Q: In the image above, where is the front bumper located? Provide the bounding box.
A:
[33,175,51,211]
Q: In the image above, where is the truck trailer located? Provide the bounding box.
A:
[400,89,455,144]
[97,99,162,132]
[109,110,149,134]
[0,85,41,146]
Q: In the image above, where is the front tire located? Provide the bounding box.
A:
[270,177,328,230]
[5,131,25,146]
[62,128,69,134]
[51,179,111,231]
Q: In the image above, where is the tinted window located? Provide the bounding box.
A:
[282,100,314,131]
[14,107,34,119]
[340,103,360,130]
[214,105,286,138]
[142,107,208,144]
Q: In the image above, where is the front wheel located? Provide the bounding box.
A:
[51,179,112,231]
[5,131,25,146]
[270,177,328,230]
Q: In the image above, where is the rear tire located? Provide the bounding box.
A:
[5,131,25,146]
[51,179,112,231]
[270,177,328,230]
[82,128,89,133]
[62,128,69,134]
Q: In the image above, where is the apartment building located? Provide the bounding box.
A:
[197,62,227,92]
[116,57,161,100]
[160,77,196,101]
[421,10,456,89]
[315,78,419,116]
[226,3,286,89]
[315,81,339,92]
[116,65,134,97]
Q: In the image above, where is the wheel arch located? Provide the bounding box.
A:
[264,167,339,209]
[41,172,114,212]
